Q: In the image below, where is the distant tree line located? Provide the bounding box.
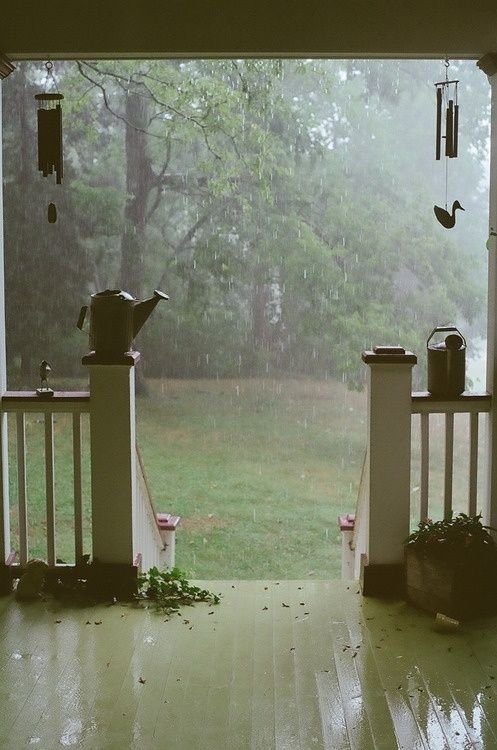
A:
[2,59,489,388]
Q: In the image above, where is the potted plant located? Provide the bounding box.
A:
[405,512,497,619]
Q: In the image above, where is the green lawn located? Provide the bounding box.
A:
[136,377,366,579]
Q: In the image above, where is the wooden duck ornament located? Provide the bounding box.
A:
[433,200,464,229]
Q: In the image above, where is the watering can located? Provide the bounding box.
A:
[427,325,466,397]
[77,289,168,358]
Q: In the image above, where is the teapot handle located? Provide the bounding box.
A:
[77,306,88,330]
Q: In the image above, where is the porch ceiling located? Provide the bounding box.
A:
[1,579,497,748]
[1,0,497,60]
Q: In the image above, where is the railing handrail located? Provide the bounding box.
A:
[411,391,491,414]
[136,444,163,542]
[1,391,90,414]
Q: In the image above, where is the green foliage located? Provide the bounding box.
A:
[406,512,496,553]
[137,566,221,614]
[2,59,489,388]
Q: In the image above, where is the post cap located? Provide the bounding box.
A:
[362,348,417,365]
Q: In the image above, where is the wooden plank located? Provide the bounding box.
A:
[72,413,83,565]
[271,581,301,749]
[412,392,491,414]
[250,582,276,750]
[16,413,28,566]
[468,411,479,516]
[420,412,429,522]
[444,412,454,518]
[226,581,257,748]
[294,581,345,749]
[44,413,55,566]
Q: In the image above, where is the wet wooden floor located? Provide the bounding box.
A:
[1,579,497,748]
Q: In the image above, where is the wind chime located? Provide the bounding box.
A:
[35,61,63,223]
[433,60,464,229]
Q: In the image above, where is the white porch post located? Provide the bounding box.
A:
[361,349,417,595]
[84,352,140,594]
[478,54,497,531]
[0,72,12,592]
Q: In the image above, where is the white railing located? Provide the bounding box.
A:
[411,392,491,523]
[0,391,90,567]
[135,446,173,572]
[343,349,493,593]
[0,382,180,592]
[347,391,492,584]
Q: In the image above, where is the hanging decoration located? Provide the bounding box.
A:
[35,61,63,222]
[433,59,464,229]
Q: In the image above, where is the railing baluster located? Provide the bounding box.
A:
[16,412,28,565]
[468,411,479,516]
[44,412,55,566]
[444,412,454,518]
[73,413,83,565]
[420,413,429,522]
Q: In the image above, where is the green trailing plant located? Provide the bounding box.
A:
[137,566,221,614]
[406,512,497,558]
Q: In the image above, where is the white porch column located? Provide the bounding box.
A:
[84,352,139,571]
[361,348,417,595]
[478,53,497,531]
[0,71,12,591]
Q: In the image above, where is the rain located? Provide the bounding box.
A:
[1,58,490,577]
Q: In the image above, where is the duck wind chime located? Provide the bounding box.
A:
[433,60,464,229]
[35,61,63,223]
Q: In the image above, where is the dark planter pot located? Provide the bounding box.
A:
[405,543,497,620]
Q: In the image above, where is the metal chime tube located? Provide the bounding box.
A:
[453,102,459,158]
[446,99,454,157]
[436,86,442,160]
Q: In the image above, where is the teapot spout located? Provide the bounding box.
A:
[133,289,169,338]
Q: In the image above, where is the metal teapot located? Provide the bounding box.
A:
[77,289,169,359]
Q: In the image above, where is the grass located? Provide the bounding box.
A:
[136,378,366,579]
[5,377,484,580]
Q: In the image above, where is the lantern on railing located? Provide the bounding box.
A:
[427,325,466,397]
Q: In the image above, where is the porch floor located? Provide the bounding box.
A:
[1,580,497,749]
